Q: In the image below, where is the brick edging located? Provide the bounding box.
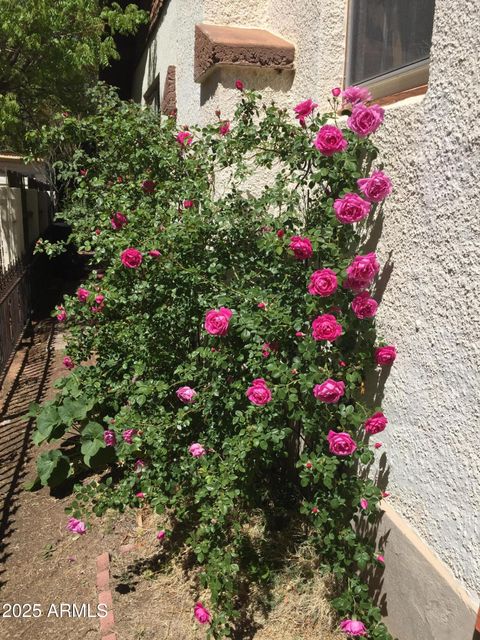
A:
[96,552,116,640]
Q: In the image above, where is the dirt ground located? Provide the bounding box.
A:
[0,320,343,640]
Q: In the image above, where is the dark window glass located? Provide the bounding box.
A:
[348,0,436,85]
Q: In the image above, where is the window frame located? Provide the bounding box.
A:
[143,73,160,112]
[344,0,434,100]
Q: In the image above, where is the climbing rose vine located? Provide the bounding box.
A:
[29,84,396,639]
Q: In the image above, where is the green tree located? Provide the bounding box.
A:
[0,0,147,150]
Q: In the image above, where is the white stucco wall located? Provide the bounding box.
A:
[132,0,203,122]
[133,0,480,602]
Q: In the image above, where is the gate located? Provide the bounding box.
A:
[0,255,31,383]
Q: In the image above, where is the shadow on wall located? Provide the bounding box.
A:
[356,451,391,617]
[355,202,394,616]
[200,67,295,106]
[360,204,395,409]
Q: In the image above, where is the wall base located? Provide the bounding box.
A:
[368,503,478,640]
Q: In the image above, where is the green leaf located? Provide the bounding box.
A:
[80,421,106,467]
[37,450,71,487]
[33,403,62,444]
[58,397,91,426]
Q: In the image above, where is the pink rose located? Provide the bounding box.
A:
[308,268,338,296]
[357,170,392,202]
[194,602,211,624]
[219,121,231,136]
[246,378,272,406]
[294,98,318,123]
[334,193,371,224]
[136,492,145,499]
[377,554,385,564]
[122,428,137,444]
[312,314,343,342]
[176,131,193,145]
[360,498,368,510]
[327,431,357,456]
[67,517,86,535]
[235,80,244,90]
[134,459,145,473]
[295,331,306,338]
[141,179,156,193]
[313,379,345,403]
[339,619,367,636]
[342,85,372,106]
[374,442,382,449]
[261,343,278,360]
[375,345,397,366]
[56,306,67,322]
[121,248,143,269]
[110,211,128,230]
[149,249,161,258]
[189,443,206,457]
[77,287,90,303]
[63,356,74,370]
[289,236,313,260]
[348,103,385,137]
[103,430,116,446]
[183,199,194,208]
[351,292,379,319]
[157,530,166,540]
[345,253,380,291]
[176,386,197,404]
[257,302,266,309]
[364,412,388,435]
[331,87,341,97]
[314,124,348,156]
[204,307,233,336]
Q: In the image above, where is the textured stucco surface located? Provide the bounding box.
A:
[133,0,480,604]
[370,0,480,601]
[132,0,202,124]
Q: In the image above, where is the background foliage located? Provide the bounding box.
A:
[0,0,147,150]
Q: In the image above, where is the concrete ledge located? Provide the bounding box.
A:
[194,23,295,83]
[366,503,478,640]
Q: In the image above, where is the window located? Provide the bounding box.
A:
[346,0,436,99]
[144,74,160,113]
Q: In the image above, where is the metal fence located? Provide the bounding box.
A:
[0,169,52,384]
[0,255,30,380]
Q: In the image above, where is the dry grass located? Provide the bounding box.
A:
[254,572,344,640]
[110,511,344,640]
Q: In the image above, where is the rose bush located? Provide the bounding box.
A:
[28,84,395,639]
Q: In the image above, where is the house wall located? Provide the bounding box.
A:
[133,0,480,621]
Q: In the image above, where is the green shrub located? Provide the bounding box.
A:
[30,84,395,639]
